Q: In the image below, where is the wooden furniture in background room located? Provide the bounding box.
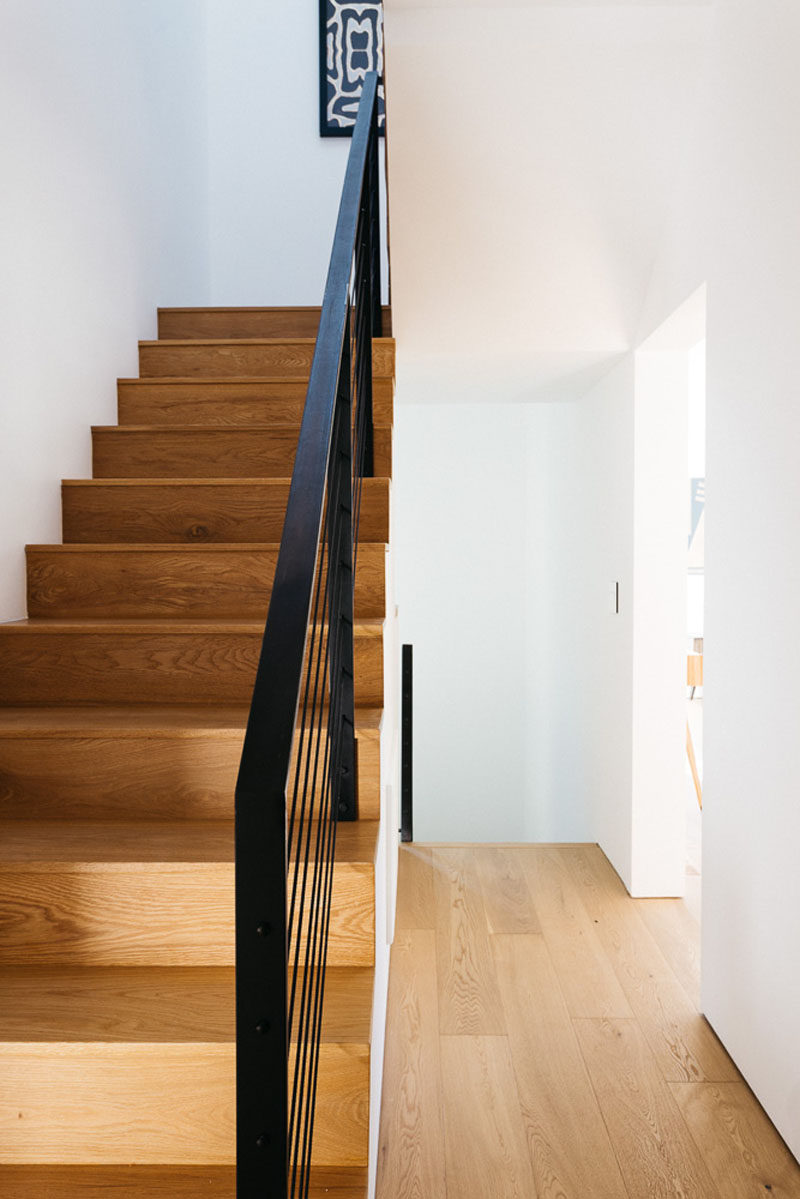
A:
[687,641,703,809]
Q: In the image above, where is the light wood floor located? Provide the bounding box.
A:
[377,844,800,1198]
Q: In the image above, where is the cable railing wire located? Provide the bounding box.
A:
[234,72,382,1199]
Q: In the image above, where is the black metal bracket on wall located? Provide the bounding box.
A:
[401,644,413,842]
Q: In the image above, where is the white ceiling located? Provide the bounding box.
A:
[383,2,713,401]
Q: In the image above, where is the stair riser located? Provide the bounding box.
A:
[62,479,390,545]
[138,339,395,380]
[117,377,394,427]
[0,1043,368,1165]
[26,546,386,620]
[0,629,383,706]
[0,863,374,967]
[0,733,380,821]
[157,304,391,340]
[91,427,392,479]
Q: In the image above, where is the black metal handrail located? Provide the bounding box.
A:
[234,72,382,1198]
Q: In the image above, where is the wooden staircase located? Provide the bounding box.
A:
[0,308,395,1198]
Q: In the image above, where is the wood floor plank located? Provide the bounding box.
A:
[520,846,633,1019]
[376,930,446,1199]
[635,896,701,1008]
[574,1018,722,1198]
[562,845,738,1082]
[492,934,629,1198]
[669,1082,800,1197]
[394,846,435,931]
[379,844,797,1199]
[432,847,505,1036]
[474,847,541,934]
[440,1036,538,1199]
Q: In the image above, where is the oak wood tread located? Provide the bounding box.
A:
[0,966,373,1044]
[25,543,387,620]
[0,704,382,737]
[60,476,390,545]
[0,618,383,706]
[90,424,391,481]
[116,376,393,430]
[0,1165,367,1197]
[0,819,379,868]
[157,302,391,340]
[0,820,376,966]
[0,705,382,821]
[137,338,395,381]
[2,616,380,633]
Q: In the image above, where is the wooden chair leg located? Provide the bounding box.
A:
[687,720,702,810]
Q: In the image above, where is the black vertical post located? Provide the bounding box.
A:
[331,333,358,822]
[234,776,288,1193]
[369,96,382,338]
[401,644,413,843]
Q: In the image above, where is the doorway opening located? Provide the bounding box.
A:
[685,338,705,919]
[629,285,706,902]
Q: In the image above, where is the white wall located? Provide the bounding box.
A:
[206,0,388,305]
[0,0,209,622]
[394,382,635,854]
[524,363,635,864]
[206,0,346,303]
[701,0,800,1159]
[394,403,531,841]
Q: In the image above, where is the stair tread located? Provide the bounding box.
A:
[28,542,284,551]
[64,475,391,484]
[140,337,393,348]
[119,374,330,383]
[0,617,384,634]
[0,966,373,1044]
[0,705,382,737]
[93,424,314,433]
[0,1165,367,1196]
[0,819,379,868]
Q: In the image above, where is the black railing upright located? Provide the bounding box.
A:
[234,73,382,1198]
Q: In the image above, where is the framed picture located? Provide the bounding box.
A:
[319,1,385,137]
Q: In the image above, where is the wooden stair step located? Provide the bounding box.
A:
[138,338,395,380]
[0,1165,367,1196]
[0,819,377,967]
[0,964,370,1166]
[0,618,384,705]
[61,477,390,544]
[157,303,391,340]
[26,543,387,620]
[117,376,393,428]
[91,424,391,479]
[0,965,372,1043]
[0,705,382,821]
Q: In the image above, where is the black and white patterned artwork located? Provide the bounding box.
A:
[320,1,385,137]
